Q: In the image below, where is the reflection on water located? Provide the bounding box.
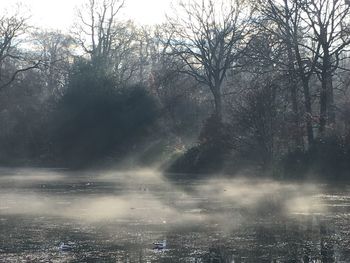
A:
[0,168,349,262]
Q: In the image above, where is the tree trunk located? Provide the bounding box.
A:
[301,77,314,146]
[289,68,304,149]
[319,50,334,135]
[319,72,327,135]
[326,71,335,126]
[213,89,222,121]
[295,42,314,145]
[211,79,223,122]
[284,9,303,149]
[292,31,314,147]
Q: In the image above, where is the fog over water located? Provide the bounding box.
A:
[1,0,350,261]
[0,168,349,262]
[0,168,324,221]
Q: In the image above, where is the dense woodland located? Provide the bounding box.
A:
[0,0,350,179]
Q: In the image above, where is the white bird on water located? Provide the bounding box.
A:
[153,240,166,250]
[59,242,73,251]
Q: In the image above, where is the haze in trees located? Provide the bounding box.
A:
[0,0,349,175]
[1,1,350,262]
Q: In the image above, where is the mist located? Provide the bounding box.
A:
[0,169,325,221]
[1,0,350,262]
[2,168,346,262]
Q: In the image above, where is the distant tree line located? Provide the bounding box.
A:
[0,0,349,178]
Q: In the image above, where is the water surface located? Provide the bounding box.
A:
[0,168,349,262]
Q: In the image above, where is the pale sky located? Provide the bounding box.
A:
[0,0,172,31]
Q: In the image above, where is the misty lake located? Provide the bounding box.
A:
[0,168,350,262]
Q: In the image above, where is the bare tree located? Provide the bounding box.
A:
[167,0,253,120]
[33,31,75,98]
[230,78,280,167]
[0,9,40,90]
[257,0,321,146]
[110,21,140,85]
[73,0,125,67]
[74,0,146,86]
[300,0,350,134]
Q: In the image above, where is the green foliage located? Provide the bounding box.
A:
[167,115,232,176]
[50,61,159,167]
[281,135,350,180]
[0,68,52,165]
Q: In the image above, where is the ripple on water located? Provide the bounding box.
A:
[0,169,350,262]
